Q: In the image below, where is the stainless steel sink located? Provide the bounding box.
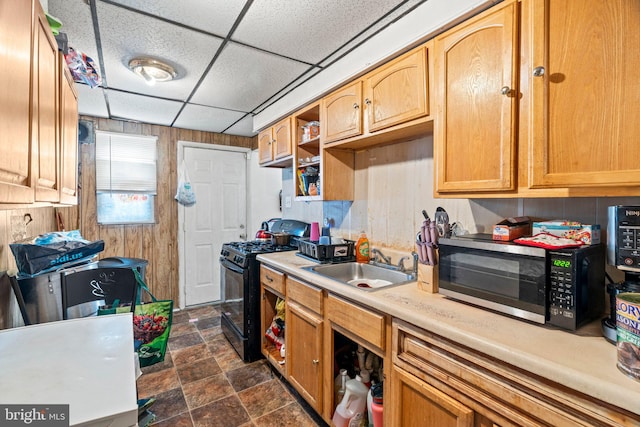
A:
[303,262,414,291]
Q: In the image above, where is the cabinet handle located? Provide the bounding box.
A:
[364,98,371,105]
[353,103,359,109]
[532,66,545,77]
[265,275,273,282]
[501,86,511,96]
[312,359,319,365]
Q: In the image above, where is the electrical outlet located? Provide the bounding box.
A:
[284,196,292,208]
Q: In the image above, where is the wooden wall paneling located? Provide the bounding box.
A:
[0,210,9,271]
[152,125,174,300]
[124,225,143,260]
[79,139,98,241]
[99,225,125,258]
[142,224,155,297]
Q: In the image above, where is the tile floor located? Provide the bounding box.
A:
[137,304,329,427]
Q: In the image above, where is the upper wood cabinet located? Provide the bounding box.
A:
[365,46,429,133]
[525,0,640,189]
[0,0,79,207]
[321,44,431,148]
[59,57,79,204]
[34,6,60,203]
[258,117,292,166]
[0,0,35,204]
[322,81,363,144]
[435,0,640,197]
[433,0,518,193]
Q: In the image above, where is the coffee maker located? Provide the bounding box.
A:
[603,206,640,343]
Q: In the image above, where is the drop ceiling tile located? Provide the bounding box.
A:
[106,90,183,126]
[319,0,428,67]
[191,42,310,112]
[96,1,223,100]
[173,104,246,134]
[48,0,100,68]
[76,84,109,118]
[108,0,246,37]
[233,0,406,64]
[224,114,257,137]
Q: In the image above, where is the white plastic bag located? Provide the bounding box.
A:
[175,160,196,206]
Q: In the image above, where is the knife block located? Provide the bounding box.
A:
[417,263,438,293]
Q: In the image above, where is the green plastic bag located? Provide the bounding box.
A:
[99,269,173,367]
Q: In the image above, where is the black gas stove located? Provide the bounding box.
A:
[220,241,297,268]
[219,219,309,362]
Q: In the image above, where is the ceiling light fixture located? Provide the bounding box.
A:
[128,57,177,86]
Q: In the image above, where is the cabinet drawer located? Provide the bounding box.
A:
[327,294,385,350]
[286,276,322,315]
[260,265,285,295]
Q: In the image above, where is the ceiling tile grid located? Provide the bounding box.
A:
[47,0,421,137]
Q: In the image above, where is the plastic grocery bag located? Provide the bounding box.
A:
[10,230,104,276]
[175,160,196,206]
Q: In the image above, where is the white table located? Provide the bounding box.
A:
[0,314,138,426]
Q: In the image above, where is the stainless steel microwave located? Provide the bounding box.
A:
[438,235,605,330]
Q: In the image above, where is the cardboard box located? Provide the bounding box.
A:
[492,216,531,241]
[531,220,600,244]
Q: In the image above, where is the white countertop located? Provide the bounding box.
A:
[257,251,640,417]
[0,314,138,427]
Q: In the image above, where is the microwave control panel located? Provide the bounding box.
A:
[547,244,605,331]
[549,252,575,314]
[608,205,640,271]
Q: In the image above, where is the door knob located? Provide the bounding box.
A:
[353,103,359,109]
[501,86,511,96]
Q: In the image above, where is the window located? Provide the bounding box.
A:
[95,131,157,224]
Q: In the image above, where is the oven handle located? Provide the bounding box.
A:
[220,257,244,274]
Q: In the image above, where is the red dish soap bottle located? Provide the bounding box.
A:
[355,232,370,263]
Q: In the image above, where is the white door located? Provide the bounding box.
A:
[183,146,247,306]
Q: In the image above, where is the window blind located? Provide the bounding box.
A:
[95,131,158,194]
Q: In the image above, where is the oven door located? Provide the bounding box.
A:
[438,244,547,323]
[220,257,246,336]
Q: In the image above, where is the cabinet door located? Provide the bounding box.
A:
[528,0,640,188]
[33,7,59,202]
[286,300,323,412]
[59,60,78,204]
[390,365,474,427]
[322,81,363,143]
[434,0,518,193]
[0,0,35,203]
[365,47,428,132]
[273,117,292,160]
[258,128,273,164]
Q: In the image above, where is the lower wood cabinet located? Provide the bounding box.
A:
[286,277,323,412]
[391,319,640,427]
[390,365,474,427]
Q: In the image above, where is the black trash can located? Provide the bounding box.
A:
[97,257,148,281]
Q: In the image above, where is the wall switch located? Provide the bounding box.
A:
[284,196,292,208]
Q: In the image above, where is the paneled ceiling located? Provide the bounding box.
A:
[47,0,428,137]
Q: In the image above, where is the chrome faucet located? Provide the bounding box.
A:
[370,248,392,265]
